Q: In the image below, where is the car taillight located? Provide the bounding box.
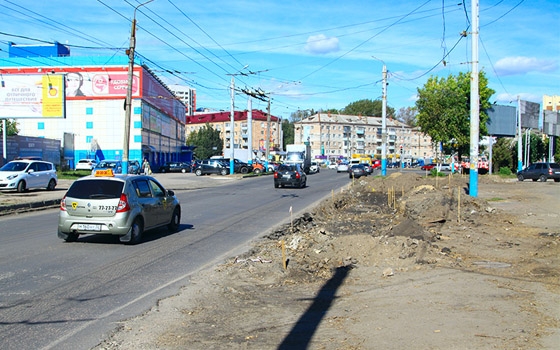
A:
[295,172,301,179]
[116,193,131,213]
[549,168,553,175]
[60,195,67,211]
[274,172,279,178]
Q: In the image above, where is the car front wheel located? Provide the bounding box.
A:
[254,168,262,175]
[220,168,228,176]
[168,207,181,232]
[17,180,26,193]
[517,174,524,181]
[195,169,203,176]
[539,175,547,182]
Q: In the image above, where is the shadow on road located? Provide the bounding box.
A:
[277,266,350,350]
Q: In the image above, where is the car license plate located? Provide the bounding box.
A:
[283,174,291,178]
[77,224,101,231]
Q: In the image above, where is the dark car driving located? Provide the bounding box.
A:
[348,164,367,179]
[517,162,560,182]
[274,164,307,188]
[159,162,192,173]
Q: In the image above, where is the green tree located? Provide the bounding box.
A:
[282,119,294,148]
[340,99,395,117]
[290,109,315,122]
[415,71,495,159]
[491,137,515,172]
[0,119,19,135]
[516,132,546,165]
[186,123,223,160]
[396,106,417,127]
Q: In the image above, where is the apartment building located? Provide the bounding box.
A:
[293,113,434,163]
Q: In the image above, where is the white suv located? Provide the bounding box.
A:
[0,159,58,192]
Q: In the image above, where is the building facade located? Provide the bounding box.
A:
[169,84,196,117]
[187,110,281,159]
[294,113,434,163]
[0,45,188,170]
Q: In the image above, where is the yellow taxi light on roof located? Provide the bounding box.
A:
[94,169,115,177]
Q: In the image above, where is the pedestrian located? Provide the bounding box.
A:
[142,158,151,175]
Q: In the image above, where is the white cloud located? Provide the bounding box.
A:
[304,34,339,55]
[494,56,557,76]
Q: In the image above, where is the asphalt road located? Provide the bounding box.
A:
[0,170,350,350]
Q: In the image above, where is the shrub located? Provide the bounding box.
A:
[498,167,512,176]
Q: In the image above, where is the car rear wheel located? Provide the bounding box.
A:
[195,169,203,176]
[539,175,547,182]
[254,168,262,175]
[17,180,26,193]
[240,167,248,174]
[181,168,187,173]
[220,168,228,176]
[126,218,143,245]
[517,174,524,182]
[168,207,181,232]
[46,179,56,191]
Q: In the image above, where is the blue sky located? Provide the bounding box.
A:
[0,0,558,119]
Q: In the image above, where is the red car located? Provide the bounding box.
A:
[421,163,437,171]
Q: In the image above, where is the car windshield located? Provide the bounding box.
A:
[550,163,560,169]
[97,161,119,168]
[278,165,295,172]
[0,162,29,172]
[66,179,124,199]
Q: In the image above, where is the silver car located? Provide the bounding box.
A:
[58,172,181,244]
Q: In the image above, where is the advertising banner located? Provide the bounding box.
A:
[0,74,65,118]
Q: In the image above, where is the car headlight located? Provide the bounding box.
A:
[7,174,19,180]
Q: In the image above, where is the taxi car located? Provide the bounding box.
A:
[58,170,181,244]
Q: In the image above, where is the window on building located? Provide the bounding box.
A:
[86,122,93,129]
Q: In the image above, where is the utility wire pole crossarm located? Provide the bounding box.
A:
[123,0,153,175]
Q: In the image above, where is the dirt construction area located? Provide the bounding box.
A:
[95,172,559,350]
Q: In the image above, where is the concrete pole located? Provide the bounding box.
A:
[469,0,479,197]
[248,99,252,163]
[381,64,387,176]
[517,96,523,171]
[230,76,235,174]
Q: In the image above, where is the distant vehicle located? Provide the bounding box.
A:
[337,162,349,173]
[58,170,181,244]
[128,160,142,175]
[274,164,307,188]
[159,162,192,173]
[75,159,98,171]
[0,159,57,193]
[309,161,320,173]
[348,164,367,179]
[421,163,437,171]
[285,144,312,174]
[211,157,253,174]
[92,160,123,175]
[328,163,338,170]
[193,159,230,176]
[439,164,452,172]
[517,162,560,182]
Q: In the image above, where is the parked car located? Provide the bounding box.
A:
[58,171,181,244]
[361,163,372,174]
[517,162,560,182]
[336,162,349,173]
[211,158,252,174]
[274,164,307,188]
[421,163,437,171]
[92,160,123,175]
[193,159,230,176]
[310,161,320,174]
[348,164,367,179]
[75,159,98,171]
[0,159,58,193]
[128,160,142,175]
[439,164,452,172]
[159,162,192,173]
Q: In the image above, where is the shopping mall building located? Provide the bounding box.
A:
[0,42,189,169]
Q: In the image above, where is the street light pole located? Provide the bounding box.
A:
[229,76,235,174]
[381,63,388,176]
[123,0,153,175]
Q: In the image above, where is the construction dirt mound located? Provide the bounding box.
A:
[95,172,560,350]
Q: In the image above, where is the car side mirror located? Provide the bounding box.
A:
[167,190,175,196]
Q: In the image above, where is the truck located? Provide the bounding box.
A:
[285,144,311,174]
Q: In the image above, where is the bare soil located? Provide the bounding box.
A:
[94,172,560,350]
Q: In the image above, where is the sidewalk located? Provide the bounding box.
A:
[0,173,247,216]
